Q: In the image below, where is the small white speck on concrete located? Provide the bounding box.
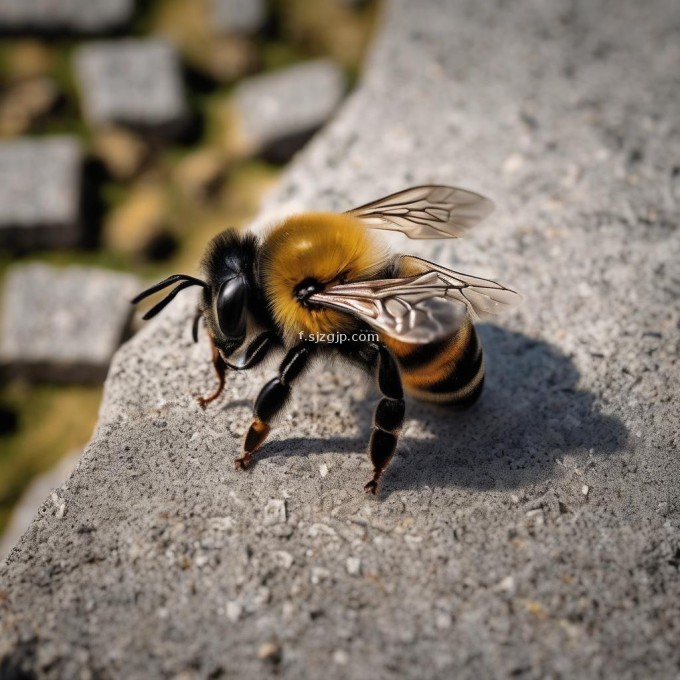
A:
[311,567,331,584]
[502,152,525,174]
[496,575,516,593]
[257,640,281,662]
[225,601,242,622]
[582,485,590,497]
[51,492,66,519]
[319,463,329,477]
[263,499,287,526]
[253,587,271,607]
[333,649,349,665]
[346,556,361,575]
[194,553,209,568]
[525,508,545,527]
[308,523,337,539]
[282,601,295,620]
[208,516,233,531]
[510,494,520,504]
[272,550,294,569]
[435,611,452,629]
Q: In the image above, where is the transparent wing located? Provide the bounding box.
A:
[401,255,522,319]
[347,185,495,239]
[309,259,521,344]
[309,273,467,344]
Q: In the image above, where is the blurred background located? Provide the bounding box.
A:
[0,0,378,551]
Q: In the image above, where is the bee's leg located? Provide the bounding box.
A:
[364,343,405,495]
[197,332,279,408]
[235,342,315,470]
[196,335,227,409]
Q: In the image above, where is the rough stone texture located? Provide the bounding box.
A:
[0,452,81,561]
[1,0,679,678]
[231,58,345,161]
[0,263,140,383]
[0,0,134,34]
[0,137,82,249]
[73,40,188,134]
[212,0,267,35]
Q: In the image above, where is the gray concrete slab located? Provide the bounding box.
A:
[0,0,134,34]
[74,40,188,135]
[212,0,267,35]
[0,137,82,249]
[1,0,679,678]
[231,58,346,161]
[1,263,140,383]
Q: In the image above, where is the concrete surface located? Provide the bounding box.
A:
[0,452,81,562]
[0,137,82,249]
[1,263,140,383]
[1,0,679,678]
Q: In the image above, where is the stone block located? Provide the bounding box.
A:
[74,39,188,135]
[212,0,267,34]
[1,263,139,382]
[0,0,134,34]
[0,137,82,250]
[1,1,679,677]
[230,58,345,161]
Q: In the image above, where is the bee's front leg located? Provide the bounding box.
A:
[235,342,315,470]
[196,335,227,409]
[198,332,279,409]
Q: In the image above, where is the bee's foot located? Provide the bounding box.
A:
[234,455,251,470]
[364,480,378,495]
[196,396,209,410]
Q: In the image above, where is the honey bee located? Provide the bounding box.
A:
[132,186,520,493]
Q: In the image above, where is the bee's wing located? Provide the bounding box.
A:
[402,255,522,319]
[346,185,495,239]
[309,272,467,344]
[309,260,521,344]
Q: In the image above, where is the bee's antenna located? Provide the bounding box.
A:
[131,274,209,321]
[192,310,203,343]
[131,274,208,305]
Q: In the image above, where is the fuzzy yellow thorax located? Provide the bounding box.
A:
[261,212,388,340]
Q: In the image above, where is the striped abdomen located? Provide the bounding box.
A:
[383,316,485,408]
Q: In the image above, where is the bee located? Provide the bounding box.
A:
[132,186,520,493]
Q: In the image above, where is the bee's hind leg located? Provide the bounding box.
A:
[363,343,405,495]
[235,342,315,470]
[196,335,227,409]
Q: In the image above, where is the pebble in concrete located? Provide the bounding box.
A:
[73,39,188,134]
[0,137,82,250]
[0,263,139,383]
[0,0,134,34]
[212,0,267,35]
[230,58,345,161]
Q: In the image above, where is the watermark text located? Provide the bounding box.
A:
[298,331,379,344]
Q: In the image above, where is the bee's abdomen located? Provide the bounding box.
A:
[386,318,484,408]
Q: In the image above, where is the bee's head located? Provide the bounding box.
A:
[198,230,262,351]
[131,230,259,351]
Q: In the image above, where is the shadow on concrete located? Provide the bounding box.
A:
[383,324,628,495]
[243,325,628,496]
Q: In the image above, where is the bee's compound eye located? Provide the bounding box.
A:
[216,276,247,339]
